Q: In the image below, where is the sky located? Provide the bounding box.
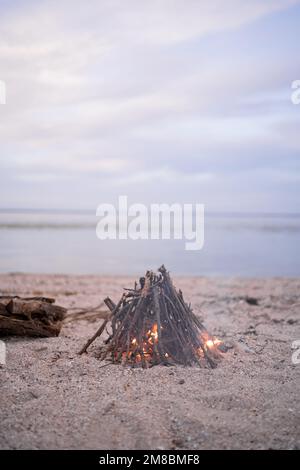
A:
[0,0,300,213]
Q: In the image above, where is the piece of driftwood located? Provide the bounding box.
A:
[0,296,66,337]
[79,265,223,368]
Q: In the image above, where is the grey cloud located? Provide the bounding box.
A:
[0,0,299,212]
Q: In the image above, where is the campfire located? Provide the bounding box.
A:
[80,265,223,368]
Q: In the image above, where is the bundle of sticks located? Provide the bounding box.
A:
[80,265,222,368]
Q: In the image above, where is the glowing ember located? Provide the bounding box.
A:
[147,323,158,345]
[205,338,222,349]
[128,327,222,364]
[121,323,161,364]
[196,336,222,359]
[126,326,222,367]
[151,323,158,339]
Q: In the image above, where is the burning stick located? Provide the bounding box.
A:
[79,265,223,368]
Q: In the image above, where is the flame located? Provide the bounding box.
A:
[196,336,222,360]
[205,337,222,350]
[120,323,163,364]
[206,339,214,349]
[145,323,159,345]
[120,325,221,365]
[150,323,158,341]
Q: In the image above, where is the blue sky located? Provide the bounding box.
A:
[0,0,299,212]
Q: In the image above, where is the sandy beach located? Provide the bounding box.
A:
[0,273,299,450]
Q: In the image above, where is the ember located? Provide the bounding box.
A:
[80,265,223,368]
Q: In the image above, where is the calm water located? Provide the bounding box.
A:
[0,211,299,277]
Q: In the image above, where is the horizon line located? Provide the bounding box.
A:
[0,207,300,218]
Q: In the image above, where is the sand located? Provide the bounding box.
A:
[0,273,299,450]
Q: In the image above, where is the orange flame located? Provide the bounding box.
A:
[206,338,221,349]
[197,335,222,358]
[123,323,161,363]
[145,323,159,346]
[122,325,221,364]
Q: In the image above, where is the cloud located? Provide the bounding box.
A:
[0,0,300,211]
[108,168,215,186]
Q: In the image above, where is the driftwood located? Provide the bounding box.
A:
[0,296,66,337]
[79,265,222,368]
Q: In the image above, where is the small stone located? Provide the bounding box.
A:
[245,297,259,306]
[179,379,185,384]
[172,438,184,448]
[218,342,233,353]
[35,346,48,352]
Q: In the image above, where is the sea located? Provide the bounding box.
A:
[0,209,299,277]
